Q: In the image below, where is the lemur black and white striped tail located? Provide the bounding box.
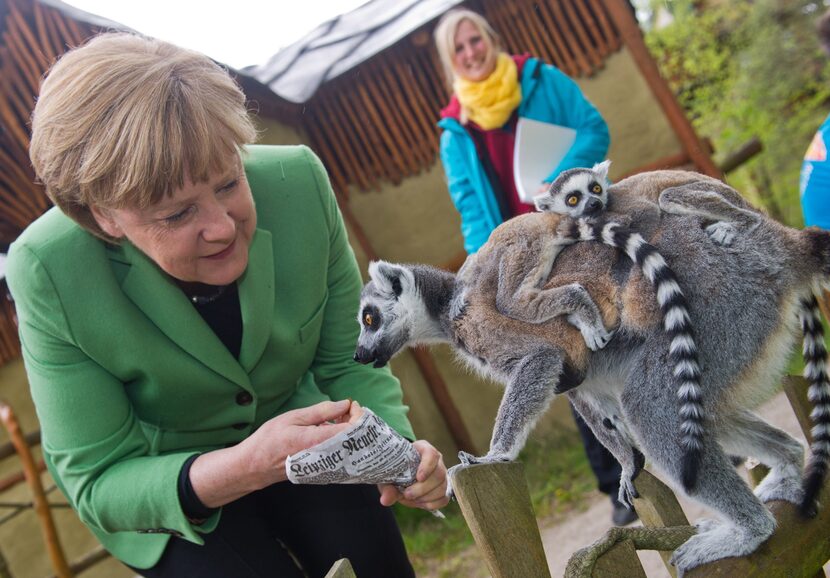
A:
[568,218,704,492]
[798,294,830,517]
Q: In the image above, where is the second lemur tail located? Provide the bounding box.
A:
[570,218,704,493]
[798,294,830,517]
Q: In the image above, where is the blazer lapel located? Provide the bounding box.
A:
[116,241,250,387]
[238,228,275,372]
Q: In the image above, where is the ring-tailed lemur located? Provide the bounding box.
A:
[536,161,830,517]
[354,170,830,573]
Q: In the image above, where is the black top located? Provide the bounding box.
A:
[176,283,242,520]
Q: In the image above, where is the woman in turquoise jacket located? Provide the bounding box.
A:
[8,33,448,577]
[434,9,635,527]
[436,10,610,254]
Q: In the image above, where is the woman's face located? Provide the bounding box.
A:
[452,19,497,82]
[93,156,256,286]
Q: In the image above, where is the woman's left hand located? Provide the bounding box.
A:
[378,440,449,511]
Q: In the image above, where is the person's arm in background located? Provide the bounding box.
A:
[534,62,610,182]
[801,118,830,229]
[301,148,449,511]
[440,130,494,254]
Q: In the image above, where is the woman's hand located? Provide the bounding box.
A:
[377,440,449,512]
[238,399,357,491]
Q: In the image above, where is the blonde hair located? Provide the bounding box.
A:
[433,9,502,89]
[29,32,257,240]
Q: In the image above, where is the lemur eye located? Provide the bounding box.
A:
[592,184,602,193]
[364,312,373,327]
[567,195,579,206]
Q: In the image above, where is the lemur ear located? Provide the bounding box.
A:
[368,261,404,297]
[592,160,611,183]
[534,194,554,212]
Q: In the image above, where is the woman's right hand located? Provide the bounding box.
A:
[240,399,359,490]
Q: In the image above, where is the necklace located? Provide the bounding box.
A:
[186,284,231,306]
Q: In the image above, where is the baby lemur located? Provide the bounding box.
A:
[354,170,830,573]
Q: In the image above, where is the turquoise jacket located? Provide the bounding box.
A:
[438,57,610,253]
[6,145,413,569]
[801,113,830,229]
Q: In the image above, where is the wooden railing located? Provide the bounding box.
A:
[451,376,830,577]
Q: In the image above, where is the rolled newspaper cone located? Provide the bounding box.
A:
[286,407,420,486]
[286,407,445,518]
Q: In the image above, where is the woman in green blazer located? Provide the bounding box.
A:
[7,33,448,577]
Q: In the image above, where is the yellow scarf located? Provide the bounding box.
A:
[454,53,522,130]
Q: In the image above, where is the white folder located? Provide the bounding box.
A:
[513,118,577,204]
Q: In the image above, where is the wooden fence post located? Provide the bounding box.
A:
[633,469,689,578]
[451,462,551,578]
[590,539,646,578]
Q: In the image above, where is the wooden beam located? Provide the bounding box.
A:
[605,0,721,179]
[452,462,551,578]
[0,401,72,578]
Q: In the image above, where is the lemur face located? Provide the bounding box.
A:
[535,160,611,218]
[354,262,415,368]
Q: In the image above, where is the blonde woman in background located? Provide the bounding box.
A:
[434,9,635,526]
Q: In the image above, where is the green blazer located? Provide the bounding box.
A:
[6,145,414,569]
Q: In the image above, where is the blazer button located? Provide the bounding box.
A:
[236,391,253,406]
[232,422,249,430]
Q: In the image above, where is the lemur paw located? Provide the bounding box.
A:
[457,450,511,466]
[617,473,640,509]
[705,222,737,246]
[570,316,615,351]
[670,520,772,575]
[446,452,512,498]
[754,471,804,505]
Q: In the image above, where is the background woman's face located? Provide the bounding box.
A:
[93,157,256,286]
[452,19,497,82]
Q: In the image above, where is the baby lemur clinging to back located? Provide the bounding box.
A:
[354,169,830,573]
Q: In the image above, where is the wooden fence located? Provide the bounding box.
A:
[451,376,830,577]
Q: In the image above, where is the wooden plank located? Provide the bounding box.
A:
[380,57,437,159]
[4,30,41,96]
[588,0,622,52]
[303,117,350,200]
[534,0,579,76]
[0,402,72,578]
[546,0,592,76]
[523,3,567,71]
[33,1,58,65]
[324,558,356,578]
[368,63,430,168]
[9,2,50,70]
[605,0,721,179]
[633,469,688,577]
[507,3,547,65]
[336,88,387,186]
[573,0,609,58]
[314,96,370,191]
[362,65,422,173]
[452,462,551,578]
[591,539,646,578]
[561,0,602,70]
